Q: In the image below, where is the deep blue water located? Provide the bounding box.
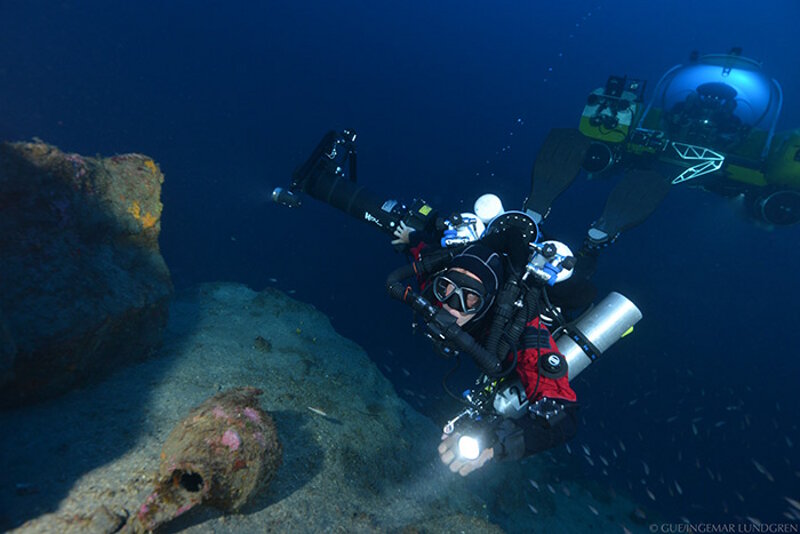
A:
[2,0,799,526]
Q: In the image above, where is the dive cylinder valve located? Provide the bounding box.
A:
[440,213,485,247]
[525,241,576,286]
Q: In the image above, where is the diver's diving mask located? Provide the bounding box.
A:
[432,270,487,315]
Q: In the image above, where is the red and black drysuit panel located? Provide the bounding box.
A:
[493,316,579,461]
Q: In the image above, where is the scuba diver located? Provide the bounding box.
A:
[393,234,580,476]
[272,129,642,476]
[527,48,800,249]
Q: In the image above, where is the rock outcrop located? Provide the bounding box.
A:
[0,141,172,407]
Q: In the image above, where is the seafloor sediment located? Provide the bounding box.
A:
[0,283,648,533]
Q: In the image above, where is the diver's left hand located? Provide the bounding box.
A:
[391,221,414,246]
[438,432,494,476]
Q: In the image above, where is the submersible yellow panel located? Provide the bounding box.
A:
[725,164,767,186]
[578,116,627,143]
[765,130,800,188]
[578,88,638,144]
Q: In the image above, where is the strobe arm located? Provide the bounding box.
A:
[273,130,439,237]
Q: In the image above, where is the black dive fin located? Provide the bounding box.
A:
[524,128,592,221]
[591,169,671,239]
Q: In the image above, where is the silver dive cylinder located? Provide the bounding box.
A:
[556,291,642,381]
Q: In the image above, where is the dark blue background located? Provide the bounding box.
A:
[2,0,799,524]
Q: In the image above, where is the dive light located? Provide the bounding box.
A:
[271,187,301,208]
[458,434,481,460]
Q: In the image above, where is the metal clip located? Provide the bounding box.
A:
[443,409,470,434]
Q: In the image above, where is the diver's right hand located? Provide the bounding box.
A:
[391,221,414,246]
[438,432,494,477]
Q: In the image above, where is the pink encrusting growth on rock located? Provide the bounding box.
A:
[212,406,228,419]
[175,503,194,516]
[222,429,241,451]
[244,407,261,423]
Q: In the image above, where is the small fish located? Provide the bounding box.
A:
[785,496,800,511]
[666,415,679,423]
[752,459,775,482]
[584,455,595,467]
[582,444,591,456]
[565,443,572,454]
[307,406,328,417]
[692,423,698,436]
[287,289,297,294]
[642,460,650,476]
[714,421,726,428]
[401,368,411,377]
[646,488,656,501]
[268,277,278,283]
[529,479,540,490]
[588,505,599,516]
[618,440,626,452]
[527,503,538,514]
[599,455,609,467]
[674,480,683,495]
[547,483,556,494]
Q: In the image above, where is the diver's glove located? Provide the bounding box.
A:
[493,399,579,461]
[438,431,494,476]
[492,418,526,462]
